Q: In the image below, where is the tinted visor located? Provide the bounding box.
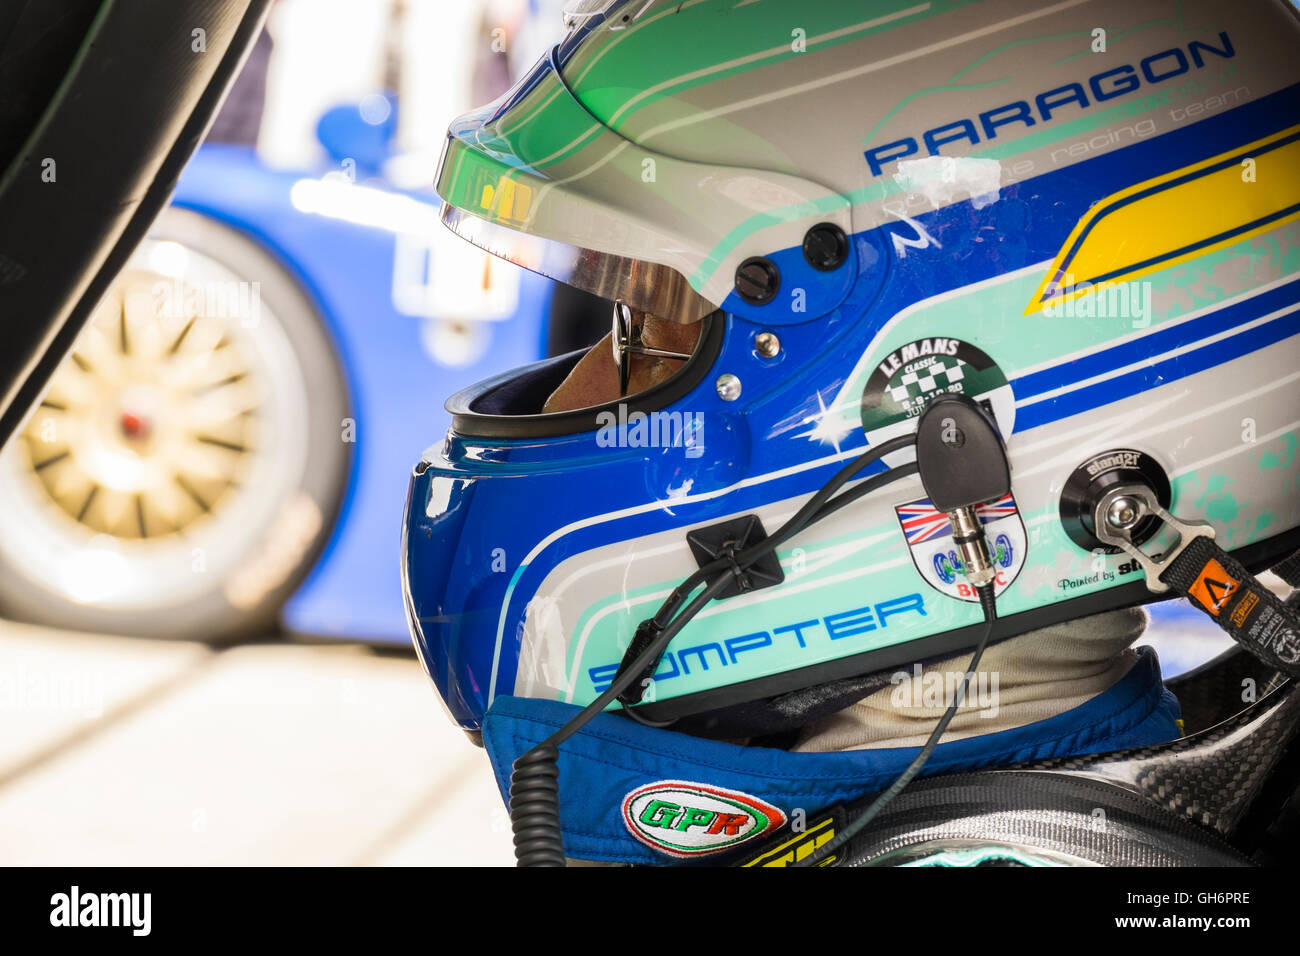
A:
[441,203,714,325]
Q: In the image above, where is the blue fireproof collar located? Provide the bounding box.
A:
[482,647,1182,865]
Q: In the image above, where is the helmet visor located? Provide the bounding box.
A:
[441,202,715,325]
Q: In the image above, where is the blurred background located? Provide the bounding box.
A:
[0,0,1245,866]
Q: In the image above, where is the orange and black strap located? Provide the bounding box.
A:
[1158,538,1300,677]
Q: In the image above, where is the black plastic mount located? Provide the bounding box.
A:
[686,514,785,599]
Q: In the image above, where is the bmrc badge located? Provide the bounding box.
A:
[895,493,1027,601]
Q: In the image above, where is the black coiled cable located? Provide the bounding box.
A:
[508,573,734,866]
[509,744,565,867]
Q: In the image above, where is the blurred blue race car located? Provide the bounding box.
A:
[0,100,600,644]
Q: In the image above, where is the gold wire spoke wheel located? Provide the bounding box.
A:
[21,268,262,540]
[0,208,350,639]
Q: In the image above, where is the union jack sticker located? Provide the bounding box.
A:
[894,494,1026,602]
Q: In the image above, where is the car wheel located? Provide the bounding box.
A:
[0,207,351,640]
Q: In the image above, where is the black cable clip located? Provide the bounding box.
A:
[685,514,784,599]
[614,618,664,707]
[718,539,749,591]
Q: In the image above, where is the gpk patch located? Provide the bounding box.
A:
[622,781,785,858]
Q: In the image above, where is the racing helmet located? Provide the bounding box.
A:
[403,0,1300,738]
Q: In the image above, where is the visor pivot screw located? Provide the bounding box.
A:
[1106,495,1143,532]
[735,257,780,305]
[754,331,781,358]
[802,223,848,271]
[716,373,742,402]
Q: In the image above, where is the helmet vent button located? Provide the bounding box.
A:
[802,223,848,271]
[734,256,780,304]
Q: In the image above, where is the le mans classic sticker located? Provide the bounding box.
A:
[860,337,1015,450]
[895,493,1027,602]
[622,781,786,858]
